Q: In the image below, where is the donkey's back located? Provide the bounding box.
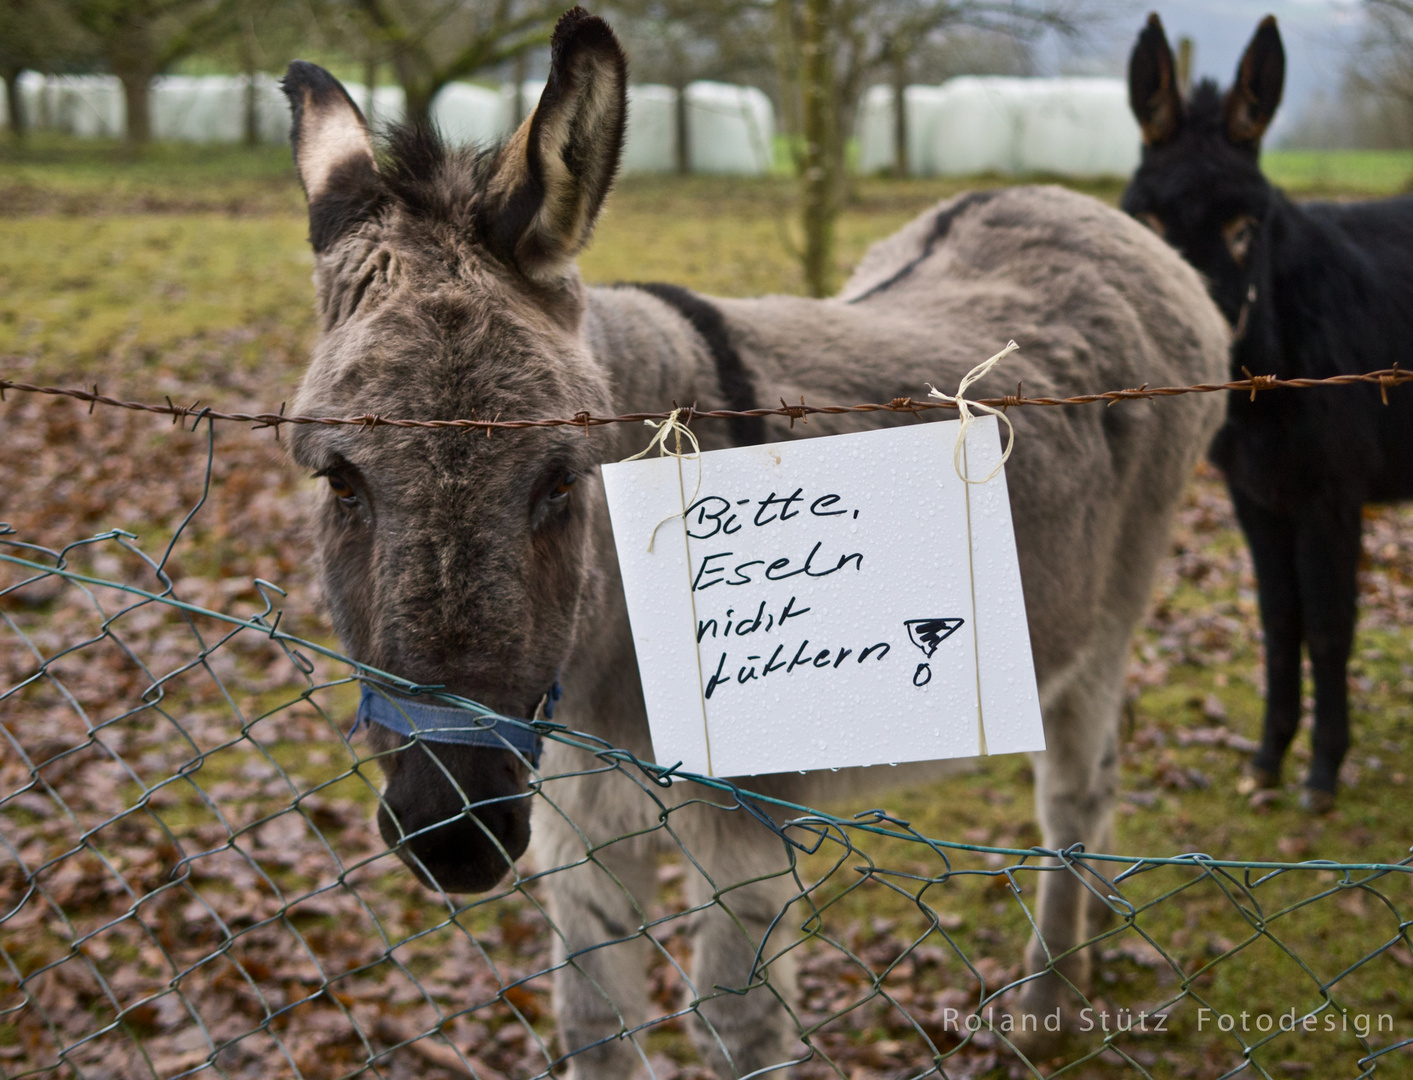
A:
[702,184,1229,731]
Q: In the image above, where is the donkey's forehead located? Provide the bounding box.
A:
[304,272,585,401]
[1135,135,1263,208]
[289,273,605,471]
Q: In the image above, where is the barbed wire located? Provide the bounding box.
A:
[2,366,1409,434]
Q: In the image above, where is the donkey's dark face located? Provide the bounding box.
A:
[1122,14,1284,328]
[281,8,627,893]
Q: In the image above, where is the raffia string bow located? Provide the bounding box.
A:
[621,408,703,552]
[926,340,1019,485]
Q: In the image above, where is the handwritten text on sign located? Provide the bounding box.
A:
[601,416,1044,777]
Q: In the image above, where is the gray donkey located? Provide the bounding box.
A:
[280,8,1227,1075]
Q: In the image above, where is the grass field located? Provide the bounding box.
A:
[1262,150,1413,197]
[2,138,1411,1079]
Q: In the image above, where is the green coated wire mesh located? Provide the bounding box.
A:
[2,417,1411,1080]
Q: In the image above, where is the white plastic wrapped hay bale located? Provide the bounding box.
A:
[857,84,893,173]
[254,75,292,143]
[1014,78,1140,178]
[10,73,42,132]
[152,76,244,142]
[358,84,406,131]
[498,80,543,133]
[856,83,956,175]
[622,83,676,174]
[149,75,289,144]
[927,77,1032,176]
[33,75,124,138]
[685,81,773,175]
[432,82,504,148]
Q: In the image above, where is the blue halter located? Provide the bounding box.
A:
[354,682,559,767]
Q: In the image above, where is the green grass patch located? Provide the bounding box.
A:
[1263,149,1413,196]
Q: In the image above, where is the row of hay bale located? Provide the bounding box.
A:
[0,73,775,175]
[856,77,1141,178]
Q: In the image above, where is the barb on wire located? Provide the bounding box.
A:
[2,367,1410,433]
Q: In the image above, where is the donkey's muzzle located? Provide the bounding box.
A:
[376,740,532,894]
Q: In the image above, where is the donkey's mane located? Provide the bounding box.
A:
[376,122,501,227]
[1184,80,1225,137]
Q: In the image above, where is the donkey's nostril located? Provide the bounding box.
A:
[375,742,532,895]
[377,799,528,893]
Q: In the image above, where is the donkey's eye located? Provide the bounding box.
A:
[1223,215,1258,266]
[1139,212,1166,238]
[549,473,577,503]
[325,474,357,505]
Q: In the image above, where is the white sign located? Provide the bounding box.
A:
[601,415,1044,777]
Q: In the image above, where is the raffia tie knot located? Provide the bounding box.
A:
[621,408,703,551]
[926,341,1019,485]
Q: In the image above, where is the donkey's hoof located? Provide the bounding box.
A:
[1236,764,1279,796]
[1299,787,1336,815]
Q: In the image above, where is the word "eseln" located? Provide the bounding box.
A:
[692,541,863,591]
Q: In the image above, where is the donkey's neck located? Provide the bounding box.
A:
[582,285,747,457]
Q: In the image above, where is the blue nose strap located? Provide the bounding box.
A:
[354,684,556,767]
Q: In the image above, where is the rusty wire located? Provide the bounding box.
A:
[2,367,1409,434]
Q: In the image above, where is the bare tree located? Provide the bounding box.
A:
[779,0,1089,296]
[65,0,241,144]
[606,0,771,173]
[1352,1,1413,125]
[350,0,559,129]
[884,25,1034,174]
[1,0,92,141]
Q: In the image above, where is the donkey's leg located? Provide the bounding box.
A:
[1295,497,1362,807]
[681,807,803,1077]
[1013,644,1125,1042]
[1232,488,1304,789]
[536,812,659,1080]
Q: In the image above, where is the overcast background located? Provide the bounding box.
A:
[1042,0,1367,143]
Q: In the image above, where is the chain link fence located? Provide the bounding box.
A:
[3,416,1412,1080]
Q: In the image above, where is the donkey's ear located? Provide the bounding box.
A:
[281,61,384,252]
[1128,13,1183,146]
[1225,16,1284,147]
[480,7,627,281]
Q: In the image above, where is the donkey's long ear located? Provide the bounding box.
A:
[1225,16,1284,147]
[480,7,627,282]
[1128,13,1183,146]
[281,61,384,252]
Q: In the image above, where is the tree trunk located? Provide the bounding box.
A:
[674,79,690,174]
[511,51,526,127]
[118,69,153,145]
[891,53,908,177]
[800,0,835,297]
[111,26,157,147]
[364,56,378,126]
[773,0,802,150]
[241,23,259,147]
[1176,36,1194,99]
[3,68,25,143]
[394,49,438,130]
[404,84,435,129]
